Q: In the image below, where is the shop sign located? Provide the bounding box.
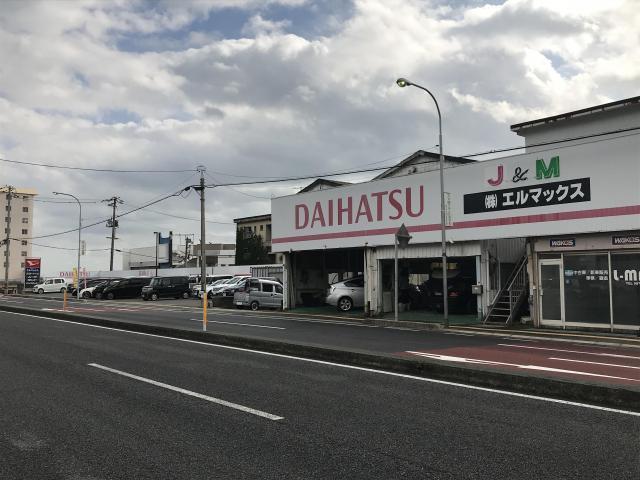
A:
[564,268,609,281]
[612,234,640,246]
[613,268,640,286]
[486,156,560,187]
[464,178,590,214]
[24,258,41,288]
[550,238,576,247]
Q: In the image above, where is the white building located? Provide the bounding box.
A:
[271,98,640,332]
[1,187,37,283]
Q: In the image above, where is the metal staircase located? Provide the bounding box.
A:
[483,254,528,326]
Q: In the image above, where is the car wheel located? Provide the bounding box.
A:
[38,288,44,294]
[250,301,259,311]
[82,291,91,299]
[151,293,159,301]
[337,296,353,312]
[106,292,115,300]
[182,291,190,299]
[60,287,66,293]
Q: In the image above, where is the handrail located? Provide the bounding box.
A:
[484,252,528,325]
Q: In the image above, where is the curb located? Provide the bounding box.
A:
[1,303,638,412]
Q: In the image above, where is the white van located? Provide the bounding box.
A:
[234,278,283,311]
[33,278,70,294]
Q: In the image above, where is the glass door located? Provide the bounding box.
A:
[539,259,564,325]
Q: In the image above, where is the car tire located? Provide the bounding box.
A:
[106,292,115,300]
[250,301,259,311]
[182,292,190,299]
[60,287,66,293]
[82,291,91,299]
[151,293,159,301]
[337,296,353,312]
[38,288,44,294]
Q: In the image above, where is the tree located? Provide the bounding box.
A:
[235,228,270,265]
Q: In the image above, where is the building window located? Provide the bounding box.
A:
[260,224,264,231]
[4,217,8,222]
[21,262,25,268]
[21,240,27,246]
[22,218,28,224]
[22,207,28,213]
[21,251,27,257]
[21,229,28,235]
[22,196,28,200]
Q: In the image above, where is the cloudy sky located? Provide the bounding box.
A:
[1,0,638,274]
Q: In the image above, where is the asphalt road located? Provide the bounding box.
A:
[1,309,639,479]
[2,294,640,390]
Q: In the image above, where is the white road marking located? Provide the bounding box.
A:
[3,310,640,417]
[189,319,285,330]
[88,363,283,421]
[499,343,640,360]
[549,357,640,370]
[444,333,476,337]
[384,327,419,332]
[406,351,640,383]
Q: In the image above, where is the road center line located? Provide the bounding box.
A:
[88,363,284,421]
[499,343,640,360]
[549,357,640,370]
[190,319,285,330]
[4,311,640,417]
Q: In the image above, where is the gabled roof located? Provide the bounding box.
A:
[510,95,640,132]
[373,150,474,180]
[298,178,351,193]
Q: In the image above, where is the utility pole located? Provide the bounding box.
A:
[3,186,15,294]
[104,196,123,271]
[195,166,207,331]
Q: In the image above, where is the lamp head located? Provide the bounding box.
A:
[396,78,411,88]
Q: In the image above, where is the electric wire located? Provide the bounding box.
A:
[0,157,197,173]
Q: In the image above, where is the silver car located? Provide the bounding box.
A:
[326,276,365,311]
[234,278,283,311]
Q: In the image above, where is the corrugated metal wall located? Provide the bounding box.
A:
[374,241,481,260]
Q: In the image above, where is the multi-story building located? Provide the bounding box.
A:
[1,187,37,282]
[234,214,283,264]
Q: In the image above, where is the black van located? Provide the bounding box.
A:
[141,276,191,301]
[101,277,152,300]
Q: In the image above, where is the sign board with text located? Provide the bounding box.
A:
[24,258,41,288]
[271,134,640,252]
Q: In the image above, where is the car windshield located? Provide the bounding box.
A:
[149,278,161,286]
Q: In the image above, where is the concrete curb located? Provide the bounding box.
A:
[2,303,638,412]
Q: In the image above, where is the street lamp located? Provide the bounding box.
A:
[396,77,449,327]
[394,224,412,322]
[153,232,159,276]
[53,192,81,301]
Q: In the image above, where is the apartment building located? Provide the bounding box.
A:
[1,187,37,282]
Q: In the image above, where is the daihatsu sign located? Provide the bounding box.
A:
[271,134,640,252]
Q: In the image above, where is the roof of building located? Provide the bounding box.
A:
[0,187,38,195]
[233,214,271,224]
[373,150,475,180]
[298,178,352,193]
[510,95,640,132]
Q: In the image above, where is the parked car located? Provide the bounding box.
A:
[424,275,475,313]
[92,278,123,299]
[191,275,233,297]
[32,278,70,294]
[209,275,251,298]
[142,276,191,301]
[326,276,365,312]
[70,278,106,297]
[234,278,284,311]
[101,277,152,300]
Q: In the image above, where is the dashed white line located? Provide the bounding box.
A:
[88,363,283,421]
[549,357,640,370]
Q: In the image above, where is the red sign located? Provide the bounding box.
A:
[25,258,41,268]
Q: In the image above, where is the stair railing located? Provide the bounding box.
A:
[483,254,528,325]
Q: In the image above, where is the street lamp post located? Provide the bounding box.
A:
[396,78,449,327]
[153,232,159,276]
[53,192,81,301]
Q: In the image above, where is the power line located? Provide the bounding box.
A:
[0,157,197,173]
[12,238,109,252]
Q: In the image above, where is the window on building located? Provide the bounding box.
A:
[22,195,28,200]
[21,251,27,256]
[21,240,27,246]
[21,229,28,235]
[260,224,264,231]
[21,262,25,268]
[4,217,9,222]
[22,218,28,224]
[22,207,28,213]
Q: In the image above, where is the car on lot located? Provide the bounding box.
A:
[326,276,365,312]
[101,277,152,300]
[208,275,251,298]
[70,278,107,297]
[191,275,234,298]
[32,278,70,294]
[234,278,284,311]
[142,276,191,301]
[92,278,123,299]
